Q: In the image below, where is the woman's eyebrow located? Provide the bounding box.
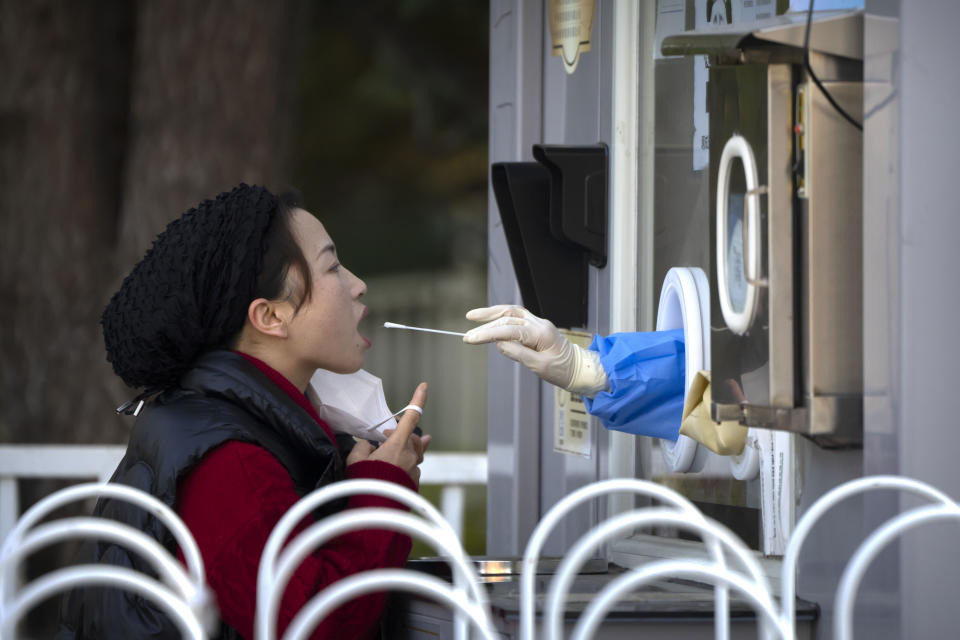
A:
[316,243,337,260]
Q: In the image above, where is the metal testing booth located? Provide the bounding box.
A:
[391,1,960,638]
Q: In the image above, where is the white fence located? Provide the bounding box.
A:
[4,471,958,639]
[0,445,487,546]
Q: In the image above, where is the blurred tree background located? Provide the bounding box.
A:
[295,2,488,277]
[0,0,489,620]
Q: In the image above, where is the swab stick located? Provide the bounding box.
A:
[383,322,466,337]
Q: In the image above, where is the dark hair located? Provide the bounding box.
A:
[251,190,313,312]
[102,183,282,389]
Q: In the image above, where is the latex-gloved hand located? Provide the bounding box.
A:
[463,305,609,397]
[679,371,747,455]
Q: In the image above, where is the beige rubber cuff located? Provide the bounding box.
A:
[567,345,609,397]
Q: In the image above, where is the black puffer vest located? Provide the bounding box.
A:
[58,350,357,639]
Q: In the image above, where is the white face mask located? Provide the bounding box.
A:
[306,368,397,442]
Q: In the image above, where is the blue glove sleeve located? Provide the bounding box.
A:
[582,330,686,441]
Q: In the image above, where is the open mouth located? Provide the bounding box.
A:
[359,306,371,347]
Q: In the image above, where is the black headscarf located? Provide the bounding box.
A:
[102,184,279,389]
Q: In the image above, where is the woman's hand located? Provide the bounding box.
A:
[347,382,431,484]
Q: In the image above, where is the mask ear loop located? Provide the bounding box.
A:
[369,404,423,430]
[365,405,425,446]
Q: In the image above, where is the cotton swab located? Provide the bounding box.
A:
[383,322,466,337]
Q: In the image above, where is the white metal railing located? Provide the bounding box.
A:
[547,508,784,640]
[523,478,735,640]
[0,445,486,546]
[0,482,215,639]
[1,459,957,639]
[257,479,493,640]
[522,475,960,640]
[0,446,120,545]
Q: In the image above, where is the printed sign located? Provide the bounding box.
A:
[554,330,594,458]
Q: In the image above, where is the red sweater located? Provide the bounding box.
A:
[176,354,416,639]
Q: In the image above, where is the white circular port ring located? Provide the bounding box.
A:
[716,134,761,336]
[656,267,710,473]
[686,268,713,474]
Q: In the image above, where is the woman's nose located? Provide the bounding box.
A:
[349,268,367,298]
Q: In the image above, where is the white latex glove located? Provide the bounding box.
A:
[463,305,609,397]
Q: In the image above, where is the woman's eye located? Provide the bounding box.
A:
[329,262,341,272]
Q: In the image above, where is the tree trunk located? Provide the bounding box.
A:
[0,0,303,446]
[116,0,302,267]
[0,0,135,444]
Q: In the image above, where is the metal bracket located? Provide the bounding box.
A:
[532,144,608,268]
[490,144,609,329]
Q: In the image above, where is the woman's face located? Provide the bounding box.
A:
[285,208,370,374]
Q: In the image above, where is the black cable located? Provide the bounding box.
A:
[803,0,863,131]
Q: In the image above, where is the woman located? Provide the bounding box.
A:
[59,184,429,639]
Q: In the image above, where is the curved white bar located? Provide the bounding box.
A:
[0,483,204,584]
[256,479,457,640]
[1,565,205,639]
[0,482,209,629]
[545,508,772,640]
[520,479,732,640]
[781,475,955,634]
[282,569,496,640]
[571,560,789,640]
[273,508,481,607]
[0,518,195,606]
[263,508,484,640]
[834,504,960,640]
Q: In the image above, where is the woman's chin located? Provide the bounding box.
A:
[344,351,367,374]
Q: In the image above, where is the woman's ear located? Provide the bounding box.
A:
[246,298,291,339]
